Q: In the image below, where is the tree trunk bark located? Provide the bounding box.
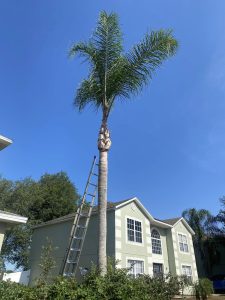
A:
[97,123,111,275]
[98,150,108,275]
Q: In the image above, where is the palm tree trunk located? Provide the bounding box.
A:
[98,150,108,274]
[98,122,111,275]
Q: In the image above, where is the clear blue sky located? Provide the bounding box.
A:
[0,0,225,219]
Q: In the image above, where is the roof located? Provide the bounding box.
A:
[162,217,181,226]
[33,200,128,229]
[32,197,194,234]
[0,135,12,151]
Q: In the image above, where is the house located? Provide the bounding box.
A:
[0,134,28,253]
[0,135,12,151]
[28,197,198,285]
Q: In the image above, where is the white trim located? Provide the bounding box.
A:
[0,212,27,224]
[177,232,190,255]
[115,198,172,229]
[115,240,121,250]
[126,257,145,276]
[115,229,121,238]
[181,264,193,279]
[173,218,195,235]
[116,252,122,260]
[0,135,12,151]
[125,216,144,247]
[115,217,121,227]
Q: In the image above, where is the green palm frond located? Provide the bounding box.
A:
[120,30,178,95]
[70,11,178,121]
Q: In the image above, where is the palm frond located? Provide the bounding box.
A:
[123,30,178,93]
[75,77,102,111]
[93,11,122,70]
[70,11,178,122]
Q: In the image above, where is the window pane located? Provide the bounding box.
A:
[128,260,144,278]
[151,229,160,239]
[179,234,189,253]
[151,230,162,254]
[127,218,142,243]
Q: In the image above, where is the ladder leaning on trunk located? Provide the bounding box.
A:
[61,156,98,277]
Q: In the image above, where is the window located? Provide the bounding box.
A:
[153,263,163,277]
[182,265,192,282]
[178,234,189,253]
[127,260,144,278]
[151,229,162,254]
[127,218,142,243]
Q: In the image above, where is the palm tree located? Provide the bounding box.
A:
[182,208,214,242]
[70,11,178,274]
[182,208,218,276]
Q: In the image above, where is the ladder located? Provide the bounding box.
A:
[61,156,98,277]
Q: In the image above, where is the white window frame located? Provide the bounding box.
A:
[177,232,189,254]
[151,228,162,255]
[126,216,144,246]
[181,264,192,282]
[127,258,144,278]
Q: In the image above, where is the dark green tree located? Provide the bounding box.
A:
[182,208,219,277]
[0,172,80,269]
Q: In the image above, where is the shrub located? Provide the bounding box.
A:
[194,278,214,300]
[0,262,192,300]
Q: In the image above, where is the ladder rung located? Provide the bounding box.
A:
[67,260,78,264]
[89,182,97,187]
[92,173,98,176]
[77,225,86,229]
[95,163,99,166]
[70,248,81,251]
[73,236,83,240]
[87,193,95,197]
[77,212,88,217]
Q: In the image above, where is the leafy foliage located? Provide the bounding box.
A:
[194,278,214,300]
[70,11,178,121]
[0,172,80,269]
[0,262,191,300]
[182,208,220,276]
[37,238,56,286]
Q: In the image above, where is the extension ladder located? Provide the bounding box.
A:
[61,156,98,277]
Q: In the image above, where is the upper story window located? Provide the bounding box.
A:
[182,265,192,282]
[127,218,142,243]
[178,233,189,253]
[127,259,144,278]
[151,229,162,254]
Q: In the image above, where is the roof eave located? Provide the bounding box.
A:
[115,197,172,229]
[172,218,195,235]
[0,135,12,151]
[0,212,27,225]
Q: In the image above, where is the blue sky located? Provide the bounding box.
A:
[0,0,225,219]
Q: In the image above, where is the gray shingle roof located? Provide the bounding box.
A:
[33,199,131,229]
[161,217,181,225]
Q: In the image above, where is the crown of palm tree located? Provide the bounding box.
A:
[69,11,178,123]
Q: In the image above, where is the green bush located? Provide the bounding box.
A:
[194,278,214,300]
[0,263,192,300]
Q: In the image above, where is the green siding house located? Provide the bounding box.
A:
[29,197,198,285]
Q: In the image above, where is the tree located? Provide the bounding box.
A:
[0,172,80,269]
[216,196,225,232]
[182,208,218,276]
[70,11,178,273]
[182,208,215,242]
